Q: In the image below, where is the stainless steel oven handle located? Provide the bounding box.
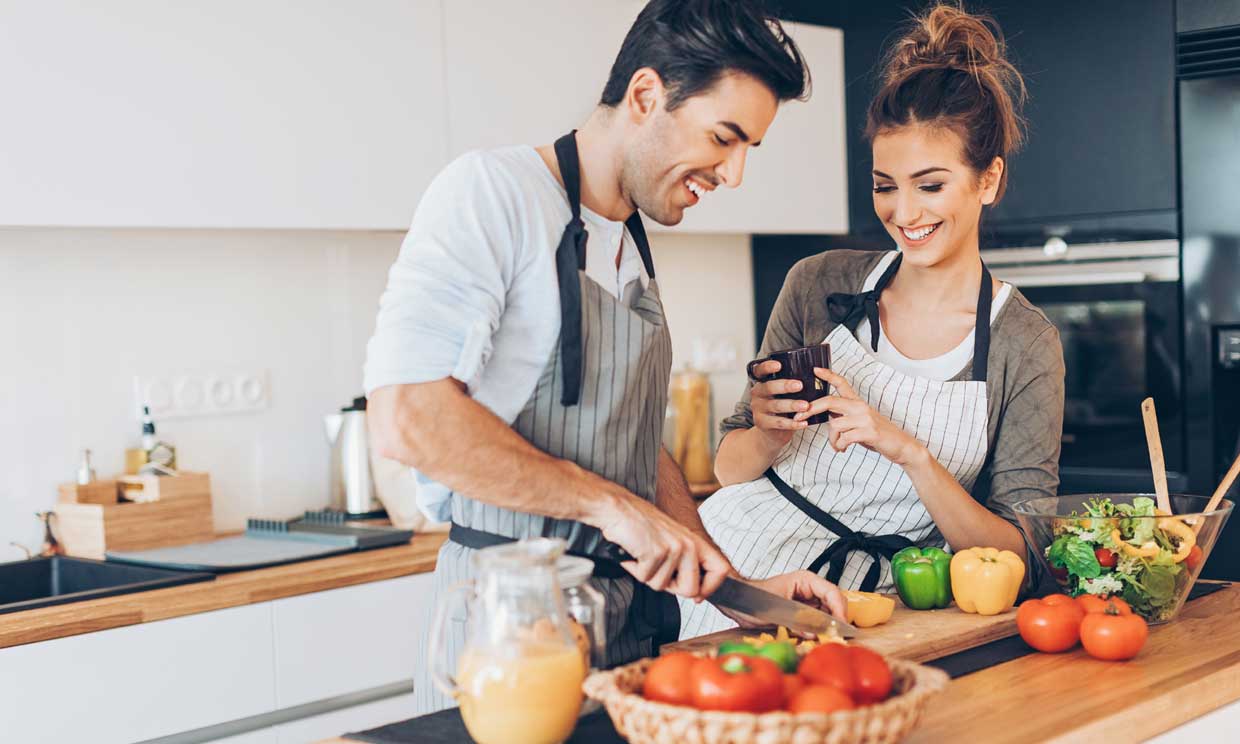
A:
[998,271,1150,287]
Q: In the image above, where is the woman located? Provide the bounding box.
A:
[681,3,1065,638]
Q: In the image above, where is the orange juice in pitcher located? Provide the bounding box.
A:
[429,538,594,744]
[457,640,586,744]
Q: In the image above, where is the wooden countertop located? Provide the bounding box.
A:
[319,582,1238,744]
[0,532,447,651]
[906,583,1240,743]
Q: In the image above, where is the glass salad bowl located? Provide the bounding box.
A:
[1011,493,1233,624]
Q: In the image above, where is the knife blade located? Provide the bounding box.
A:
[710,576,858,639]
[595,541,857,638]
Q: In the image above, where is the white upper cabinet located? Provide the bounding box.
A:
[0,2,845,233]
[442,0,644,155]
[0,0,447,230]
[444,5,849,235]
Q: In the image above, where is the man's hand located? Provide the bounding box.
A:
[600,492,732,602]
[714,570,849,630]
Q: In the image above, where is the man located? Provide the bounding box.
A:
[365,0,847,713]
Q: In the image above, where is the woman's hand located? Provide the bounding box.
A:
[747,360,810,450]
[798,368,927,467]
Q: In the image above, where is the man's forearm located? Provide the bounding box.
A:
[369,381,624,527]
[655,448,716,545]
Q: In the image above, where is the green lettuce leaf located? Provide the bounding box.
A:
[1063,537,1102,579]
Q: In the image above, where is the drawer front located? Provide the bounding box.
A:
[272,573,433,707]
[0,603,276,743]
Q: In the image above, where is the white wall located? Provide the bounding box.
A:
[0,229,754,556]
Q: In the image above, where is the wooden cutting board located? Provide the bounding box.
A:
[664,597,1019,663]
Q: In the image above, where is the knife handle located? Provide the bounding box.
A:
[597,542,636,564]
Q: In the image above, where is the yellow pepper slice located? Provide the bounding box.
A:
[843,590,896,628]
[950,547,1025,615]
[1157,517,1197,563]
[1111,528,1161,559]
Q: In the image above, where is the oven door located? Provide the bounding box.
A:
[986,242,1185,493]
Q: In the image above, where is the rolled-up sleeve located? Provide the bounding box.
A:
[985,325,1066,593]
[363,152,520,395]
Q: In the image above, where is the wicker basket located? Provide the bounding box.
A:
[583,652,949,744]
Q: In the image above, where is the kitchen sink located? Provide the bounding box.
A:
[0,555,214,615]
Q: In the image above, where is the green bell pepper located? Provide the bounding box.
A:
[892,546,953,610]
[717,641,758,657]
[755,641,799,673]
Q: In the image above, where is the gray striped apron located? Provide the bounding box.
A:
[414,131,676,714]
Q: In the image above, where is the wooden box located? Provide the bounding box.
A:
[57,479,119,505]
[117,471,211,503]
[52,493,215,559]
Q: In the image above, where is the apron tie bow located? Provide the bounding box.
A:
[827,289,883,352]
[808,531,915,593]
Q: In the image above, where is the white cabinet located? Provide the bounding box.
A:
[0,0,448,230]
[272,573,432,707]
[0,603,276,744]
[443,5,847,235]
[0,573,430,743]
[0,2,846,232]
[442,0,645,155]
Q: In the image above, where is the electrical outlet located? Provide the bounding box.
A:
[134,370,270,420]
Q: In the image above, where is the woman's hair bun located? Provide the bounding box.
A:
[867,2,1027,202]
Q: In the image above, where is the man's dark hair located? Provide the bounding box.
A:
[600,0,810,111]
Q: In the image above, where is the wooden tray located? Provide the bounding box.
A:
[664,596,1019,663]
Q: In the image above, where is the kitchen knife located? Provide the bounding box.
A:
[597,542,858,638]
[710,576,858,639]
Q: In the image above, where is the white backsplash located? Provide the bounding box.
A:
[0,228,754,557]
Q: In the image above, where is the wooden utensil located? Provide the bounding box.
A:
[1196,450,1240,535]
[1141,398,1173,514]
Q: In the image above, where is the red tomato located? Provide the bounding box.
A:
[798,643,852,691]
[1080,610,1148,661]
[1017,594,1086,653]
[1185,544,1204,571]
[788,684,856,714]
[798,644,893,705]
[1075,595,1132,616]
[691,653,784,712]
[1094,548,1117,568]
[847,646,894,704]
[782,674,806,705]
[642,652,698,706]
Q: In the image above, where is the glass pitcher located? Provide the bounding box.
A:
[428,538,588,744]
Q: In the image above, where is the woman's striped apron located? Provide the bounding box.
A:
[680,252,994,639]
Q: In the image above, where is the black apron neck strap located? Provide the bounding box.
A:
[624,211,656,280]
[972,262,993,382]
[553,131,584,224]
[551,130,660,406]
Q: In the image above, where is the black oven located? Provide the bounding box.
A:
[984,241,1185,494]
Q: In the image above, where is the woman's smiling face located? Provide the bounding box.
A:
[871,124,1003,268]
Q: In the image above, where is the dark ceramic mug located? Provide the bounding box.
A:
[746,343,833,426]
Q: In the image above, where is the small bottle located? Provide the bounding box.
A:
[140,406,177,472]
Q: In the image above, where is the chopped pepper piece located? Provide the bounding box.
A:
[891,546,953,610]
[843,590,896,628]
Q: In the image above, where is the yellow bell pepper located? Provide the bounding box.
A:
[950,547,1025,616]
[843,590,896,628]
